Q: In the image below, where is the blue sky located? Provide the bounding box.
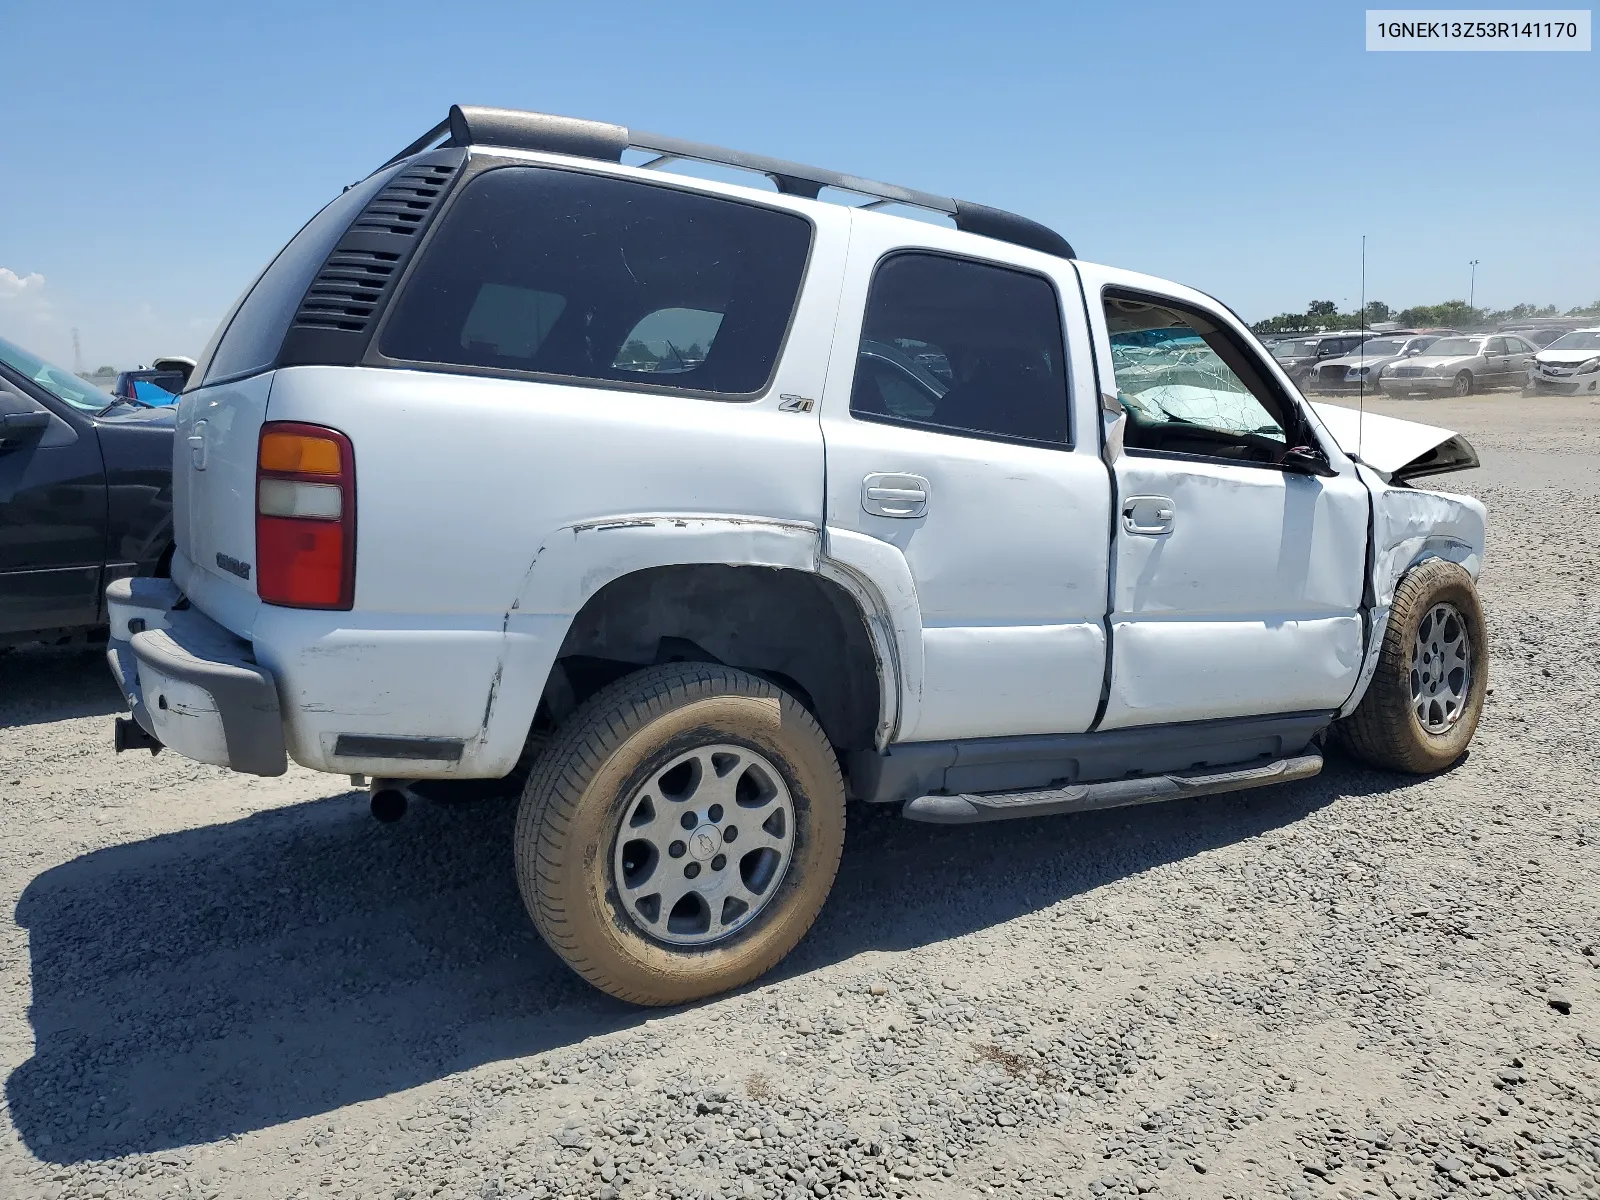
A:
[3,0,1596,369]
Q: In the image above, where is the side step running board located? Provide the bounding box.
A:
[901,753,1323,825]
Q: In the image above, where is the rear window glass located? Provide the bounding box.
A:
[379,166,812,397]
[201,164,403,386]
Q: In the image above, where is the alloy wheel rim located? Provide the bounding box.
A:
[612,743,795,947]
[1410,601,1472,734]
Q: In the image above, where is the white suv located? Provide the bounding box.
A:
[106,106,1490,1005]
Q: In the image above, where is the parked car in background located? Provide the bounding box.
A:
[1306,333,1444,394]
[1380,333,1538,396]
[0,336,174,647]
[111,368,186,406]
[1270,332,1373,385]
[1500,325,1583,348]
[151,355,196,385]
[1524,327,1600,396]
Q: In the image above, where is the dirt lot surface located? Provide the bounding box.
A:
[1,396,1596,1200]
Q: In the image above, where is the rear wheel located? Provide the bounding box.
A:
[1336,559,1488,773]
[1452,371,1474,397]
[514,662,846,1005]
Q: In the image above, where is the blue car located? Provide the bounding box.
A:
[111,368,185,406]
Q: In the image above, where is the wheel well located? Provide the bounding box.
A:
[546,565,883,755]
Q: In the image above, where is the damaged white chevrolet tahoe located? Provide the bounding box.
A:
[106,106,1489,1005]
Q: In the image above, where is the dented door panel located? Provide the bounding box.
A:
[1101,452,1368,727]
[1111,457,1368,617]
[1078,262,1371,729]
[1105,615,1363,727]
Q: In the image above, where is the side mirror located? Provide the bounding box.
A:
[0,409,51,450]
[1281,445,1338,478]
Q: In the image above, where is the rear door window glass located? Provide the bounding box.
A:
[849,252,1069,445]
[380,167,813,397]
[202,164,403,386]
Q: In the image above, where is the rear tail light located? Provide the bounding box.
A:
[256,422,355,609]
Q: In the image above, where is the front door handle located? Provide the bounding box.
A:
[862,473,929,518]
[1123,495,1175,536]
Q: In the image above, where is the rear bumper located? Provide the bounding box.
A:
[105,577,287,777]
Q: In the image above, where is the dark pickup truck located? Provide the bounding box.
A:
[0,335,174,648]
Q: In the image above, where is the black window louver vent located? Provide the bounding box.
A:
[281,154,461,353]
[292,249,404,331]
[349,162,457,237]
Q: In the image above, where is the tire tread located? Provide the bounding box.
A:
[1335,558,1487,773]
[513,662,844,1005]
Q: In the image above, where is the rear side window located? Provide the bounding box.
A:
[200,165,403,386]
[380,167,813,397]
[849,252,1069,445]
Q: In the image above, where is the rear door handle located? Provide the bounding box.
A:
[862,473,929,518]
[1123,495,1175,536]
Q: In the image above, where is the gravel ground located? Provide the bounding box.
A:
[1,395,1596,1200]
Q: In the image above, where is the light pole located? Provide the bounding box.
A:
[1469,259,1480,309]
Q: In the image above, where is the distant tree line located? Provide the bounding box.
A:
[1251,298,1600,335]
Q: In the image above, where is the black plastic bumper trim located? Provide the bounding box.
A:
[333,735,465,762]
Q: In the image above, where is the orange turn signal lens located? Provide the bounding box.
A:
[259,431,342,476]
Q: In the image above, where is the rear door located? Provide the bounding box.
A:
[819,218,1110,743]
[1080,265,1369,728]
[0,375,107,635]
[1505,336,1536,384]
[1482,337,1512,388]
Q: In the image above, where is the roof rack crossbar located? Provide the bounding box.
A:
[378,105,1075,260]
[379,118,451,170]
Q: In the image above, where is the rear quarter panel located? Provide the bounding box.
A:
[253,197,847,777]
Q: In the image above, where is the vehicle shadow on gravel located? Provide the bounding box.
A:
[6,760,1398,1164]
[0,646,125,729]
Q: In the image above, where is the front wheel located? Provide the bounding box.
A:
[1335,559,1488,773]
[514,662,846,1005]
[1452,371,1474,397]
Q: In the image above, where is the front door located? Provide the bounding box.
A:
[819,222,1110,744]
[1079,266,1370,729]
[0,372,108,636]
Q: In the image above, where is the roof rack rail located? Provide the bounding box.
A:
[380,105,1076,261]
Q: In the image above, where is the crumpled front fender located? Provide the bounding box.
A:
[1340,470,1487,717]
[1370,479,1485,607]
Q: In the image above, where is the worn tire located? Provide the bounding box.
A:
[1335,559,1488,773]
[513,662,846,1006]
